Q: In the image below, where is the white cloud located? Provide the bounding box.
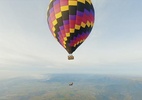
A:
[0,0,142,77]
[0,69,51,80]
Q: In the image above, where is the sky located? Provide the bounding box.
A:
[0,0,142,79]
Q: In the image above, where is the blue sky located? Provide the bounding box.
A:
[0,0,142,79]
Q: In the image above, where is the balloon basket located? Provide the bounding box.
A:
[68,54,74,60]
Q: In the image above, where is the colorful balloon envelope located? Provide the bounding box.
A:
[47,0,95,60]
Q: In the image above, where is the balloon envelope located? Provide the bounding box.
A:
[47,0,95,54]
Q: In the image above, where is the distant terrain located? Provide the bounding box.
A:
[0,74,142,100]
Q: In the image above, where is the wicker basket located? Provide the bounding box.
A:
[68,55,74,60]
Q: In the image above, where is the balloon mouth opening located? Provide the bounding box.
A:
[68,54,74,60]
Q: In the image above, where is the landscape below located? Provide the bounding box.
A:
[0,74,142,100]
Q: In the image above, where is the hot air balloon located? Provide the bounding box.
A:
[47,0,95,60]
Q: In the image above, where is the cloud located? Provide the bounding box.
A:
[0,70,51,80]
[0,0,142,77]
